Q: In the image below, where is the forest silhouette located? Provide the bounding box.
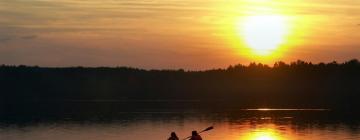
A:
[1,59,360,119]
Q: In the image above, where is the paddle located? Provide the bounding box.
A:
[182,126,214,140]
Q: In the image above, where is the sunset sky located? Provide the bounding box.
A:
[0,0,359,69]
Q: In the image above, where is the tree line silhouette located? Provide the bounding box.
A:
[1,59,360,118]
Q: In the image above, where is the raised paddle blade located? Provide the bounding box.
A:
[204,126,214,131]
[199,126,214,133]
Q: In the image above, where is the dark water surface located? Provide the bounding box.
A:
[1,109,360,140]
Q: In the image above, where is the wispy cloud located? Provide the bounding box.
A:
[0,34,38,43]
[21,35,37,40]
[0,36,12,43]
[0,26,38,43]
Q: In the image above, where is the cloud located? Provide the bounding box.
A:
[0,34,38,44]
[0,35,15,43]
[21,35,37,40]
[0,37,12,43]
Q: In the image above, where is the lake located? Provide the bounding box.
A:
[1,109,360,140]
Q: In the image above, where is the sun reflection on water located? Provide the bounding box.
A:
[239,125,284,140]
[250,131,279,140]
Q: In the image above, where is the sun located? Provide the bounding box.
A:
[238,15,289,56]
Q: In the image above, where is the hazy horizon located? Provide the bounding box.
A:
[1,59,358,71]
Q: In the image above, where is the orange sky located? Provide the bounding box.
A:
[0,0,359,70]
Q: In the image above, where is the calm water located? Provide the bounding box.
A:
[1,110,360,140]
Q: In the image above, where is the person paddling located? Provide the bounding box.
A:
[168,132,179,140]
[189,131,202,140]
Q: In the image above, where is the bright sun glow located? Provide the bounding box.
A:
[239,15,289,56]
[240,127,283,140]
[256,134,276,140]
[243,130,280,140]
[252,131,279,140]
